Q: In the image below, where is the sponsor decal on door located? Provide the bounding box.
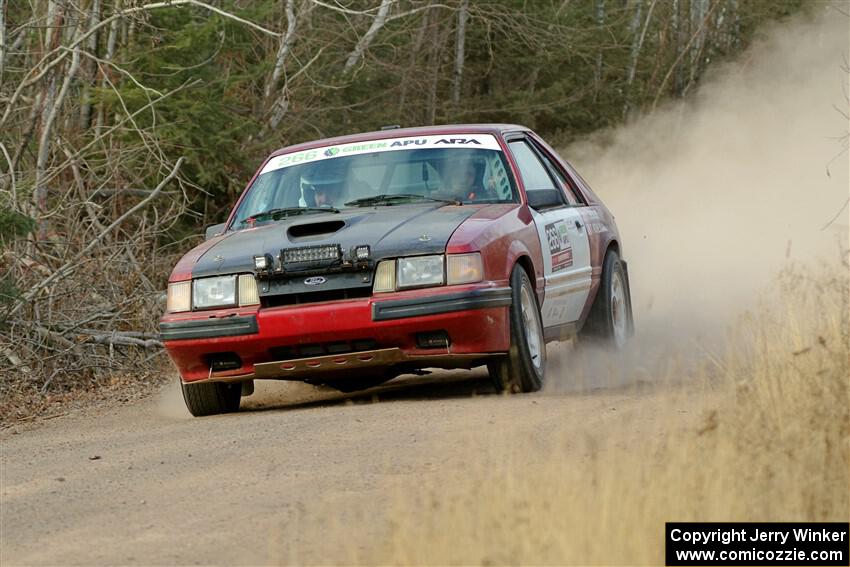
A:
[545,220,573,272]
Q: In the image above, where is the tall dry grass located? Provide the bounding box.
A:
[372,261,849,565]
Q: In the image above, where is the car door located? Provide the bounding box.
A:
[506,137,592,331]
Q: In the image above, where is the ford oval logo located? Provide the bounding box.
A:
[304,276,327,286]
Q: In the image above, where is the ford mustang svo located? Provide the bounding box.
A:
[160,124,633,416]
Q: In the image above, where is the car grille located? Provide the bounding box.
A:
[262,287,372,308]
[269,338,378,361]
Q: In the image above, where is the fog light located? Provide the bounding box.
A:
[166,281,191,313]
[355,245,371,261]
[416,330,450,349]
[253,254,272,272]
[447,253,483,285]
[238,274,260,306]
[374,260,396,293]
[283,245,340,264]
[206,353,242,371]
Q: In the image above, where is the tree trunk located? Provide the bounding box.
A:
[95,0,121,136]
[35,44,82,239]
[624,0,658,118]
[731,0,741,50]
[425,16,442,125]
[344,0,393,73]
[594,0,605,100]
[0,0,7,88]
[625,0,644,85]
[398,6,431,120]
[687,0,708,90]
[672,0,684,95]
[451,0,468,106]
[79,0,101,130]
[263,0,299,103]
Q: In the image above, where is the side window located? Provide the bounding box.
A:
[533,147,582,205]
[507,140,560,194]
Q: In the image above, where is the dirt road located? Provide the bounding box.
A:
[1,342,710,565]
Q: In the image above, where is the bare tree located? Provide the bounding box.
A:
[452,0,469,105]
[594,0,605,99]
[0,0,7,87]
[78,0,101,130]
[624,0,658,118]
[264,0,306,102]
[344,0,394,73]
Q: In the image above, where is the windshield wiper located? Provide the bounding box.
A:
[344,194,461,207]
[242,206,339,224]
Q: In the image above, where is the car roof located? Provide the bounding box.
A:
[268,124,530,158]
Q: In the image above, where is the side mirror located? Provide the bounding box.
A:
[526,189,564,211]
[205,222,226,240]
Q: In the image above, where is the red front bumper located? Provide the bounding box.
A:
[160,283,511,382]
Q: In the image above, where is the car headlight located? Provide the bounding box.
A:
[193,275,237,309]
[397,255,445,289]
[446,253,483,285]
[373,253,485,293]
[166,281,191,313]
[167,275,260,312]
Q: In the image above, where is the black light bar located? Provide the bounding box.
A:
[281,244,341,264]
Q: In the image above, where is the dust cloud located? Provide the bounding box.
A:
[155,379,192,420]
[565,5,849,346]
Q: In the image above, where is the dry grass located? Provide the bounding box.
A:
[370,262,849,565]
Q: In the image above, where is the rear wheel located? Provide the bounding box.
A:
[489,265,546,393]
[580,250,632,348]
[181,380,241,417]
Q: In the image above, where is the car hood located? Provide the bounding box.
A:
[191,204,478,278]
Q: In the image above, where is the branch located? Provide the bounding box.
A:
[6,158,185,319]
[0,142,15,210]
[310,0,449,19]
[821,198,849,231]
[81,333,162,349]
[34,44,83,237]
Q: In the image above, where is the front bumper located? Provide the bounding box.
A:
[160,283,511,382]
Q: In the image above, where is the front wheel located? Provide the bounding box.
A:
[181,380,241,417]
[489,265,546,393]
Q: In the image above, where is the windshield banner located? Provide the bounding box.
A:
[260,134,503,175]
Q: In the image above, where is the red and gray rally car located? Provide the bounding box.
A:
[160,124,633,416]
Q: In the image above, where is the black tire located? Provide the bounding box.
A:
[489,265,546,393]
[580,250,633,348]
[181,380,241,417]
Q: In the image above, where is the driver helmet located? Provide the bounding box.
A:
[444,153,485,199]
[301,162,347,207]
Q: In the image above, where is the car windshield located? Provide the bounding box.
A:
[231,134,517,228]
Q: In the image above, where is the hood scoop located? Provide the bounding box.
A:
[288,220,346,240]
